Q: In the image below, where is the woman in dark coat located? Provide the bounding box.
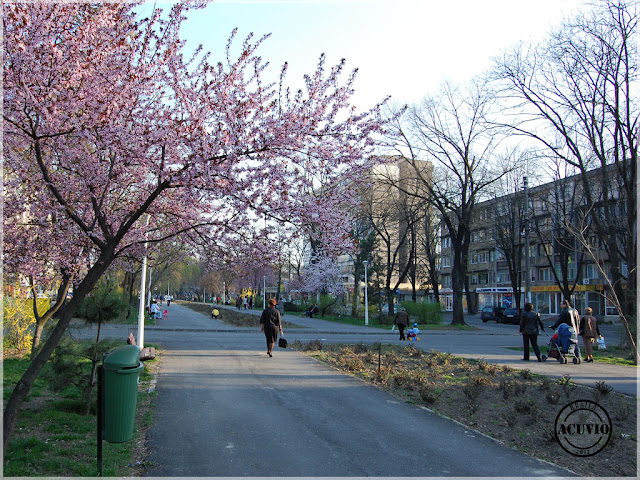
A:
[260,298,283,357]
[518,302,545,361]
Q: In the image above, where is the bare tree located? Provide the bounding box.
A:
[419,204,441,303]
[364,160,418,315]
[388,80,508,325]
[493,176,526,312]
[492,0,638,319]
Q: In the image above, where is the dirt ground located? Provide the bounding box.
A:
[294,341,637,478]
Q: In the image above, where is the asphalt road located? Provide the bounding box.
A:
[71,303,635,477]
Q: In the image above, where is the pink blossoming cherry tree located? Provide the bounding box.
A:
[3,2,386,452]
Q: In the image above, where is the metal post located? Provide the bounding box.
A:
[363,261,369,326]
[524,176,531,305]
[147,266,152,307]
[97,364,103,476]
[263,276,266,309]
[138,214,151,350]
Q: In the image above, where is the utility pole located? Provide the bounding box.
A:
[363,260,369,326]
[523,176,531,305]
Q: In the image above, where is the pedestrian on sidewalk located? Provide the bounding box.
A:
[260,298,283,357]
[394,308,409,340]
[579,307,601,363]
[518,302,544,361]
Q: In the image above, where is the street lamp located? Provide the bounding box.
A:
[363,261,369,326]
[523,176,531,305]
[263,276,266,309]
[137,214,151,350]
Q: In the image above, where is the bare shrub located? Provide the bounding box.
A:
[545,390,561,405]
[514,398,537,415]
[519,369,533,380]
[418,383,441,405]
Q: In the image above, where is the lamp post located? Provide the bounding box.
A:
[523,176,531,305]
[363,260,369,326]
[137,214,151,350]
[263,276,266,309]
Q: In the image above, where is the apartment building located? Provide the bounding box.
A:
[439,167,630,317]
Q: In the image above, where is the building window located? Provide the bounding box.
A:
[539,267,551,282]
[478,272,489,284]
[497,270,510,283]
[442,237,451,249]
[586,264,598,279]
[620,262,628,276]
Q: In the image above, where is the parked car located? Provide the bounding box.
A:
[502,307,521,324]
[480,306,505,323]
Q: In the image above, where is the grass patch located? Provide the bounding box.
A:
[177,301,302,328]
[504,345,636,366]
[287,311,478,331]
[3,344,159,477]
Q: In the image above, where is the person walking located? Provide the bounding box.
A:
[518,302,545,361]
[579,307,602,363]
[394,308,409,340]
[260,298,283,357]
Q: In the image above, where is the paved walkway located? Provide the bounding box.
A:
[186,303,638,397]
[139,304,575,477]
[76,303,636,476]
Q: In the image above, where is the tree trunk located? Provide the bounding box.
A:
[31,322,46,359]
[464,275,476,315]
[351,279,361,317]
[450,263,466,325]
[83,321,103,416]
[4,250,112,455]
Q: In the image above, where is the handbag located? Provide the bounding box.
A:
[278,336,288,348]
[597,336,606,350]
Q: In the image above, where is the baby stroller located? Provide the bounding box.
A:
[542,323,582,364]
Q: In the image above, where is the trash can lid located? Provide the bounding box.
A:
[103,345,140,369]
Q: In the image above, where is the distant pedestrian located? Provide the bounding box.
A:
[579,307,601,363]
[260,298,282,357]
[394,308,409,340]
[518,303,544,361]
[550,299,579,331]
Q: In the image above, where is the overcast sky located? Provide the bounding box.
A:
[181,0,585,111]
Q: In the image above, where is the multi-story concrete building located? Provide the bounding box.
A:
[439,167,630,318]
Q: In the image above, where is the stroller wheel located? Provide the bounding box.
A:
[572,357,578,364]
[541,355,547,362]
[557,355,564,363]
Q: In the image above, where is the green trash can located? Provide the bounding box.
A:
[102,345,144,443]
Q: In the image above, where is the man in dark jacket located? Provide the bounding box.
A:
[394,308,410,340]
[550,299,579,331]
[519,303,545,361]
